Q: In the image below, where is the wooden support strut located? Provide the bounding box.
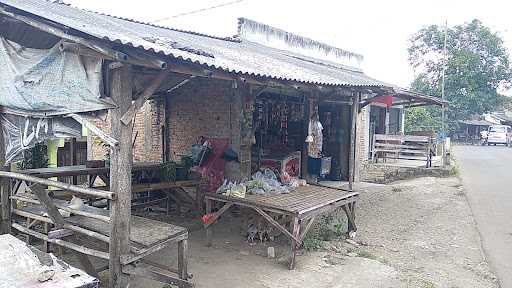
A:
[120,69,171,125]
[252,207,302,244]
[203,203,233,228]
[29,184,65,228]
[67,114,119,147]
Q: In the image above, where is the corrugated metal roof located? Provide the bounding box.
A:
[0,0,389,88]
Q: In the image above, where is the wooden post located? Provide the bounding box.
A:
[348,92,360,190]
[0,119,10,234]
[70,138,78,185]
[109,64,133,288]
[384,107,390,135]
[178,239,188,280]
[301,95,311,181]
[289,216,301,270]
[205,198,213,247]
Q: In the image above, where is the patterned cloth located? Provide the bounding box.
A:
[307,119,323,158]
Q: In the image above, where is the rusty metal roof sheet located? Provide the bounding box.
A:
[0,0,390,88]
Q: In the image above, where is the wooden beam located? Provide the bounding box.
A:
[0,123,10,234]
[252,207,301,244]
[0,171,115,199]
[203,203,233,228]
[178,239,188,280]
[10,195,111,222]
[299,216,316,241]
[0,6,127,63]
[12,208,110,243]
[68,114,119,147]
[109,64,133,288]
[60,42,167,70]
[29,184,65,229]
[12,223,110,260]
[120,69,171,125]
[122,262,193,288]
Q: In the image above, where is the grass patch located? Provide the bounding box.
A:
[303,236,324,251]
[301,212,347,251]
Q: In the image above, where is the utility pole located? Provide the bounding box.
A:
[441,20,448,135]
[441,20,449,166]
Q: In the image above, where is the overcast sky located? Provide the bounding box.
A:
[66,0,512,88]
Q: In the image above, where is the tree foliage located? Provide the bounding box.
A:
[407,19,512,133]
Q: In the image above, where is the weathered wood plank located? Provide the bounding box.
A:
[13,208,110,243]
[0,171,115,199]
[289,217,300,270]
[253,207,301,244]
[12,223,110,260]
[0,127,10,234]
[178,240,188,280]
[109,64,133,288]
[122,262,193,288]
[203,203,233,228]
[29,184,66,228]
[374,134,430,142]
[68,113,119,147]
[120,69,171,125]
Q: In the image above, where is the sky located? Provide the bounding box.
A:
[66,0,512,88]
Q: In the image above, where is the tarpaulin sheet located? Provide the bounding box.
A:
[0,37,114,116]
[0,37,113,163]
[1,113,82,163]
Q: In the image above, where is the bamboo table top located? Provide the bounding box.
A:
[206,184,359,217]
[18,200,187,248]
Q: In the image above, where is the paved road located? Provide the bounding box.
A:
[454,145,512,288]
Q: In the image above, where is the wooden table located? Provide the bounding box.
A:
[204,184,358,269]
[0,234,99,288]
[132,180,202,214]
[16,164,202,213]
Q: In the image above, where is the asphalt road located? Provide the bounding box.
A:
[454,145,512,288]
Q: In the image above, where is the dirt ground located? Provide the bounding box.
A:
[117,176,498,288]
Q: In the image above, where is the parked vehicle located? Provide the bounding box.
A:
[487,125,512,146]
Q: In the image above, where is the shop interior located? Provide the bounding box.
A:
[251,91,351,181]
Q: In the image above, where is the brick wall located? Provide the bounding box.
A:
[167,77,245,180]
[90,100,164,163]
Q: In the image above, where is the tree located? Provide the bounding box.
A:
[406,19,512,133]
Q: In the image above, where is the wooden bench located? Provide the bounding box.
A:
[2,171,193,288]
[371,134,434,167]
[204,184,358,269]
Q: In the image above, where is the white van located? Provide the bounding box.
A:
[487,125,512,146]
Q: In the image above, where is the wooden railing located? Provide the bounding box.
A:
[371,134,434,167]
[0,171,114,264]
